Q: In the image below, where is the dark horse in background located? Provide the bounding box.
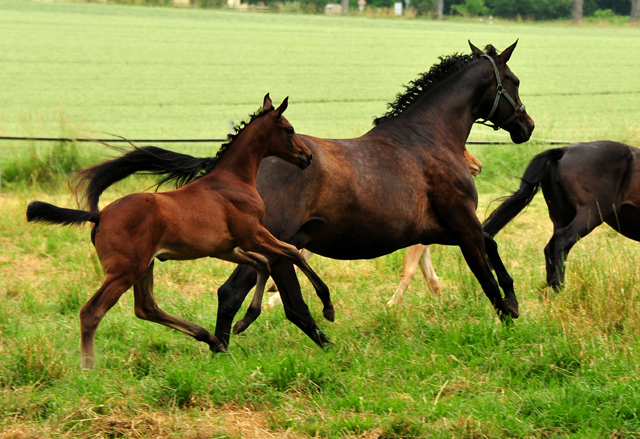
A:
[75,41,534,351]
[483,141,640,289]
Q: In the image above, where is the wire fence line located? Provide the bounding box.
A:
[0,130,576,189]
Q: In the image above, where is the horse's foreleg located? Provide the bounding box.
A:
[270,258,332,349]
[248,229,334,322]
[80,274,134,369]
[483,232,517,317]
[419,246,441,296]
[458,232,515,320]
[215,264,257,349]
[387,244,425,306]
[265,249,313,307]
[133,261,225,353]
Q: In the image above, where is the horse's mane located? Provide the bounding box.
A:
[373,45,498,126]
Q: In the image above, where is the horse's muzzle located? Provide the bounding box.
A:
[298,153,313,169]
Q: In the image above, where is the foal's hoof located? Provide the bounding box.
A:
[232,320,247,335]
[323,306,335,322]
[502,298,519,319]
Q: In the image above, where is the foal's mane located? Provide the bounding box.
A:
[73,105,273,212]
[193,105,273,177]
[373,45,497,126]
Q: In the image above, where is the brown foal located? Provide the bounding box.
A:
[26,95,333,368]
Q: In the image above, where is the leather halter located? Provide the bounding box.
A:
[475,54,526,131]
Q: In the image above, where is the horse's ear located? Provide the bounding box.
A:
[468,40,483,56]
[263,93,274,112]
[275,97,289,119]
[496,40,518,64]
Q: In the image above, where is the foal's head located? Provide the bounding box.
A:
[470,40,535,144]
[260,94,313,170]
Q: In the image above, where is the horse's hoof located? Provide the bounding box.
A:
[323,307,335,322]
[208,336,227,353]
[232,320,246,335]
[503,298,519,319]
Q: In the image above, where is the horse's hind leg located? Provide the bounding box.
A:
[133,261,225,353]
[483,232,517,316]
[387,244,425,306]
[215,265,257,349]
[418,245,441,296]
[80,274,134,369]
[544,209,603,289]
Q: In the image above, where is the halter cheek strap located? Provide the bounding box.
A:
[476,54,527,131]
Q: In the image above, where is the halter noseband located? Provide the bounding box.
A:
[475,54,526,131]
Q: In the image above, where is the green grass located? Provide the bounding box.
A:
[1,1,640,438]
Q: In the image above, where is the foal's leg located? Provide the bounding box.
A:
[483,232,517,316]
[80,274,135,369]
[387,244,425,306]
[228,250,272,335]
[245,227,335,322]
[418,246,441,296]
[133,261,225,353]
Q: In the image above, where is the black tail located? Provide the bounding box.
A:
[26,201,99,226]
[483,147,568,237]
[74,146,215,212]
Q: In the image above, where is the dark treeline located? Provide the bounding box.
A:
[105,0,638,20]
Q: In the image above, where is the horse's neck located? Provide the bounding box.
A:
[377,64,491,151]
[208,135,267,186]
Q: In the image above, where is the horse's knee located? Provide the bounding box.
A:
[134,302,157,321]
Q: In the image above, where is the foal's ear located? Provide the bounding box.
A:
[468,40,484,56]
[496,40,518,64]
[275,97,289,119]
[263,93,274,112]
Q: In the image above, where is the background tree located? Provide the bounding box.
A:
[573,0,584,21]
[632,0,639,22]
[436,0,443,18]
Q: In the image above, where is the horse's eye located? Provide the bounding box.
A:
[286,127,295,135]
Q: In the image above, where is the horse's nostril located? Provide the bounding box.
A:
[308,154,313,163]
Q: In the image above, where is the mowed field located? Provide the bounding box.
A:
[1,1,640,438]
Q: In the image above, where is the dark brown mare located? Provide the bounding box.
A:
[69,42,535,351]
[483,141,640,289]
[26,95,333,368]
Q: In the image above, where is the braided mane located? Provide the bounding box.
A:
[373,45,497,126]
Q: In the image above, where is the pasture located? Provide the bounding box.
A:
[1,0,640,437]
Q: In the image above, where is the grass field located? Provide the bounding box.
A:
[1,1,640,438]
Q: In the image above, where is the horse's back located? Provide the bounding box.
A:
[556,141,634,209]
[256,134,474,258]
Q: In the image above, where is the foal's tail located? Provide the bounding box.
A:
[26,201,99,226]
[74,146,214,212]
[483,147,568,237]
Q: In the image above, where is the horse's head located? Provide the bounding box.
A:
[262,94,313,170]
[464,149,482,176]
[470,41,535,144]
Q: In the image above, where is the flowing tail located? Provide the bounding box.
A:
[74,146,214,212]
[483,147,568,237]
[26,201,99,226]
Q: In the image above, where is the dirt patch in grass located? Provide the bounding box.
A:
[0,404,312,439]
